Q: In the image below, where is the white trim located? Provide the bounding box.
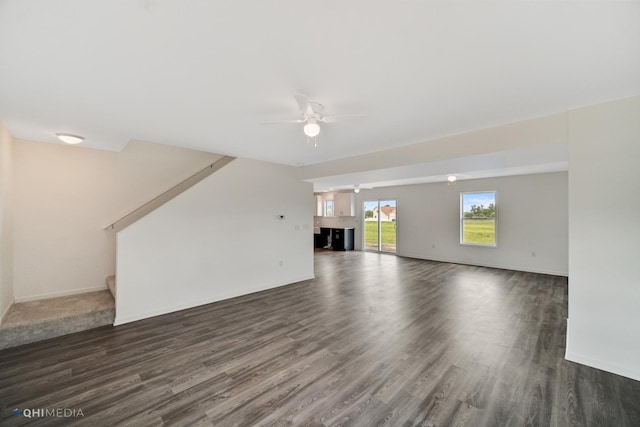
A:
[0,298,14,325]
[397,252,568,277]
[565,318,640,382]
[565,351,640,382]
[460,190,498,247]
[114,275,314,326]
[325,200,334,217]
[362,198,398,254]
[14,285,108,303]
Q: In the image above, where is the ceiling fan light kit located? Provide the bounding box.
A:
[261,94,365,146]
[303,121,320,137]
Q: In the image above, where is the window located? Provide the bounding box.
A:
[461,191,496,246]
[325,200,334,216]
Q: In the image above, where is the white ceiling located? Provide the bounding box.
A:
[0,1,639,170]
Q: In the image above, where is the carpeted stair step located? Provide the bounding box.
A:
[106,275,116,299]
[0,291,115,350]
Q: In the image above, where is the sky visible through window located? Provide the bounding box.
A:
[462,192,495,214]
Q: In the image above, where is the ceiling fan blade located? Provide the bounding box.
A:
[320,113,367,123]
[294,94,313,116]
[260,119,305,125]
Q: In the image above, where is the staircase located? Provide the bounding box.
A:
[0,290,115,350]
[0,155,234,351]
[106,275,116,299]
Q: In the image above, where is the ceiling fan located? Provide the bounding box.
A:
[261,94,365,146]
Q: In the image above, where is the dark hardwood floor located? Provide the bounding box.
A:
[1,252,639,426]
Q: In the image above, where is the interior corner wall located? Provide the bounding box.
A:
[12,139,220,301]
[566,95,640,381]
[0,122,15,322]
[115,158,314,325]
[353,172,568,276]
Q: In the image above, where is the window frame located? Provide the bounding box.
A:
[460,190,498,247]
[325,200,334,217]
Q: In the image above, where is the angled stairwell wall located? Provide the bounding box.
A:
[106,155,235,232]
[12,139,225,302]
[115,158,314,325]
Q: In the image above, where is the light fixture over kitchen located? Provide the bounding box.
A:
[353,185,360,193]
[447,175,457,183]
[56,133,84,145]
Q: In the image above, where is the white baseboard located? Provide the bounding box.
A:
[565,318,640,382]
[397,252,568,277]
[114,275,315,326]
[14,285,108,303]
[565,350,640,382]
[0,298,14,325]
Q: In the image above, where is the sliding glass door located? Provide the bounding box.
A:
[364,201,379,251]
[363,200,397,253]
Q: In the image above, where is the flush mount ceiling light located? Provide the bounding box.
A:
[447,175,457,183]
[56,133,84,145]
[353,185,360,193]
[303,121,320,138]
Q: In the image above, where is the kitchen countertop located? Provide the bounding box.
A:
[321,227,355,229]
[314,226,355,234]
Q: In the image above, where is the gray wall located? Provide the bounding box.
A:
[116,158,314,325]
[566,95,640,381]
[354,172,568,276]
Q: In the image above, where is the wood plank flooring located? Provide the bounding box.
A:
[1,251,639,426]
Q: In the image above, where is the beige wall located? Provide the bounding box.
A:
[0,122,15,322]
[13,139,221,301]
[301,113,567,180]
[112,140,224,224]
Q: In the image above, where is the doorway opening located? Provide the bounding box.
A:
[363,200,397,253]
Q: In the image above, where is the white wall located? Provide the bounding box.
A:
[12,139,221,301]
[354,172,568,276]
[115,158,314,325]
[566,96,640,381]
[0,122,15,322]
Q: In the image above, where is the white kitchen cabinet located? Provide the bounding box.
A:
[334,193,355,216]
[314,194,323,216]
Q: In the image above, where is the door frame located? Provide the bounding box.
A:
[362,199,397,254]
